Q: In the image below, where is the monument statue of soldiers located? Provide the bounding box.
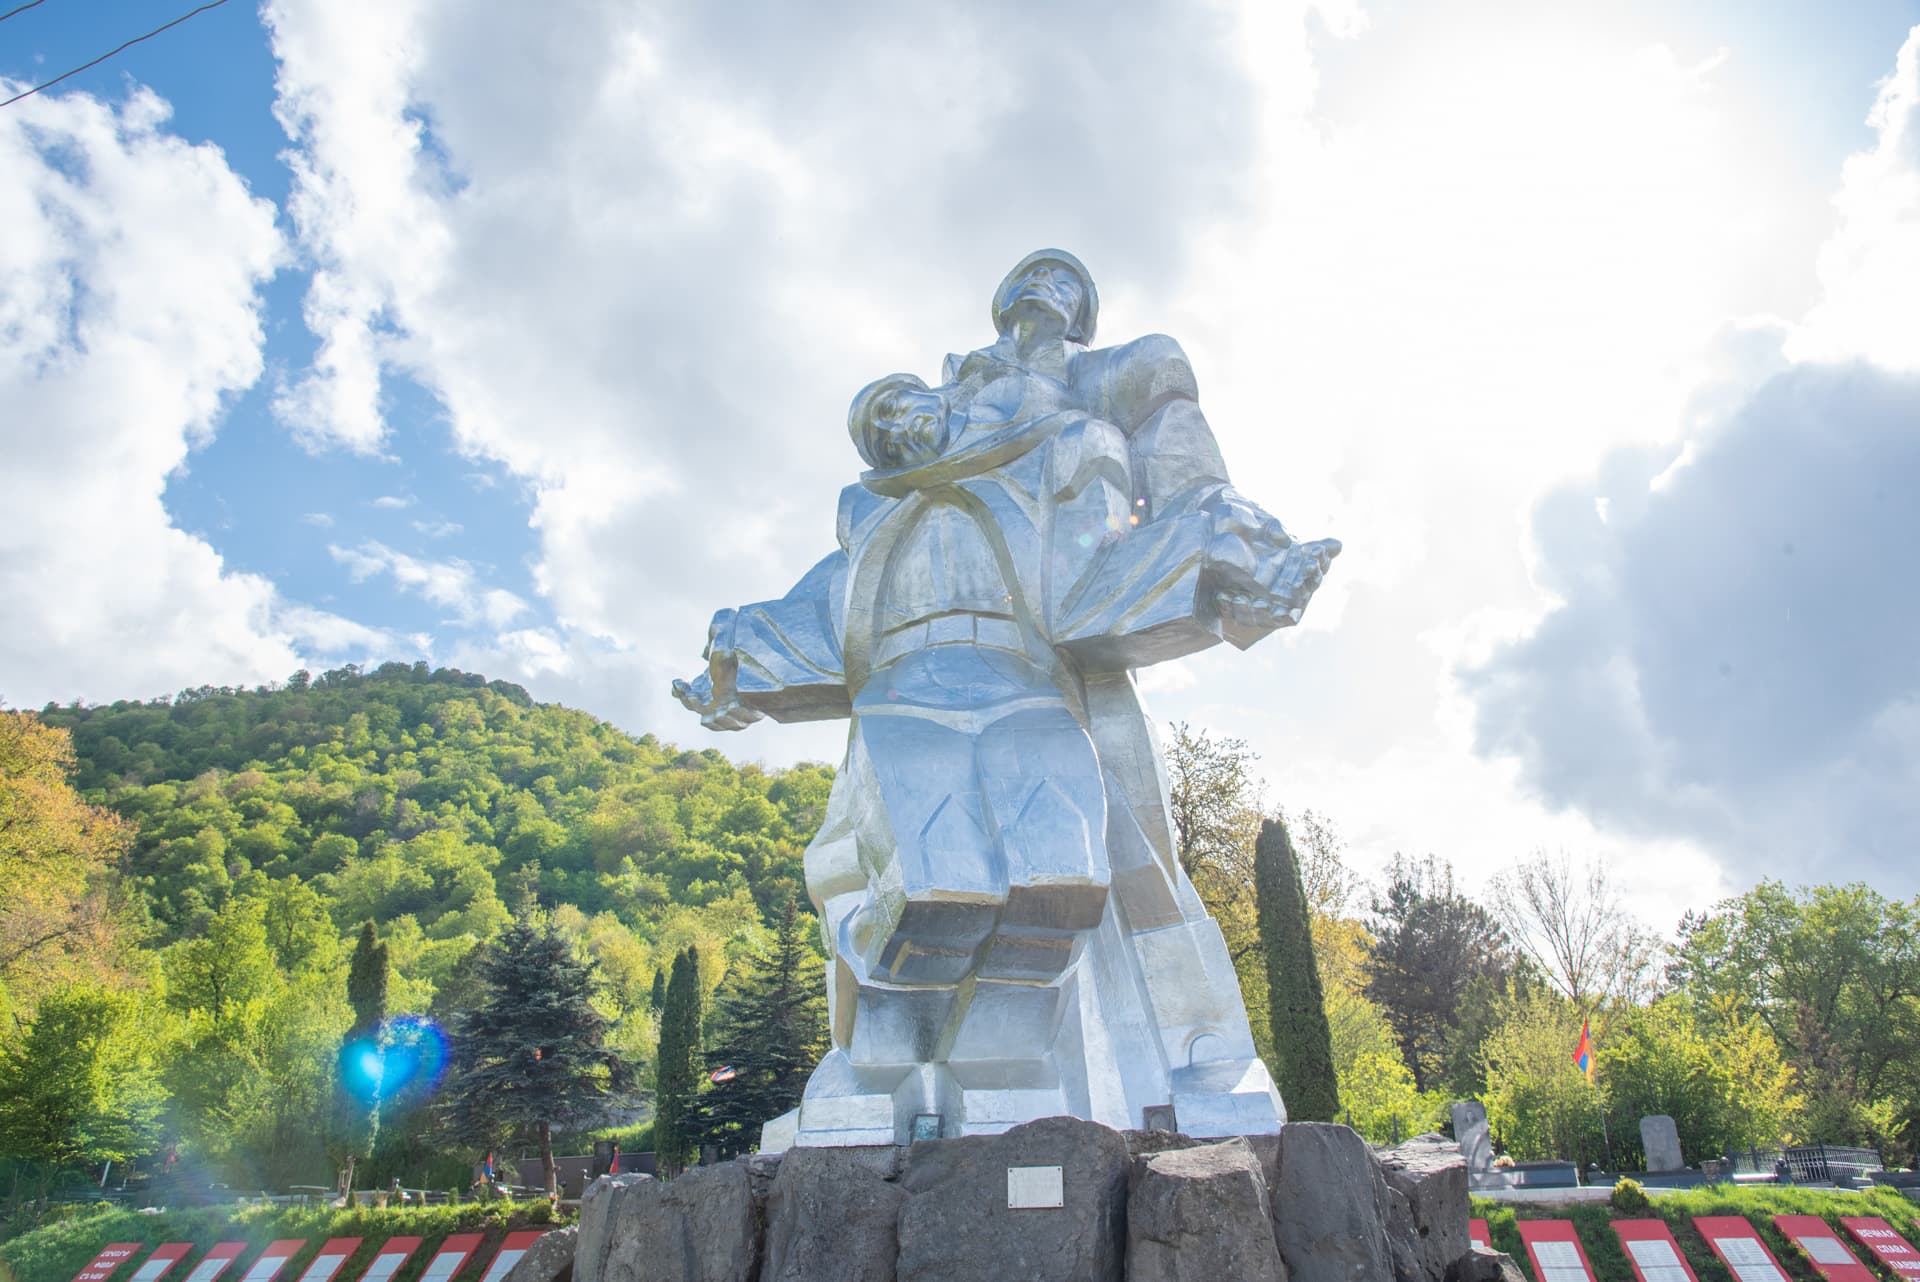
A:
[675,250,1339,1147]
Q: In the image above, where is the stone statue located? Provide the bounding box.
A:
[674,250,1339,1147]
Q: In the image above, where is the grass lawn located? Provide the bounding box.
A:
[0,1199,567,1282]
[1476,1184,1920,1282]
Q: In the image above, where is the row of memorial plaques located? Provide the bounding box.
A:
[70,1231,548,1282]
[1475,1211,1920,1282]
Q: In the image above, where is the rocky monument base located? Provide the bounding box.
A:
[511,1119,1528,1282]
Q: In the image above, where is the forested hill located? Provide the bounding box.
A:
[38,661,833,986]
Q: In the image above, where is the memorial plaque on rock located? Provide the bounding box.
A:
[1640,1115,1684,1173]
[1007,1165,1065,1209]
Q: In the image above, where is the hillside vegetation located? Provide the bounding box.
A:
[3,663,832,1196]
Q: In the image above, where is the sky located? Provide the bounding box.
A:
[4,0,1918,933]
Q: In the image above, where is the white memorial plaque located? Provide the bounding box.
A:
[1715,1238,1786,1282]
[1802,1238,1854,1266]
[1007,1164,1065,1209]
[1626,1238,1691,1282]
[1531,1240,1590,1282]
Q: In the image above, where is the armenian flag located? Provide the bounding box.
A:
[1572,1019,1595,1081]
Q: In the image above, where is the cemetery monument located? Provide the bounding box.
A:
[675,250,1340,1147]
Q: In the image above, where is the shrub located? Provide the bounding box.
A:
[1611,1177,1653,1215]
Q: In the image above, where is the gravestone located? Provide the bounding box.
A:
[1640,1115,1684,1173]
[1452,1101,1493,1173]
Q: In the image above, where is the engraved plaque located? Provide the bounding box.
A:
[1006,1164,1065,1209]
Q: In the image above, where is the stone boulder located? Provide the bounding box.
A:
[1447,1245,1528,1282]
[1269,1122,1397,1282]
[895,1115,1131,1282]
[760,1147,907,1282]
[576,1174,652,1282]
[1376,1133,1470,1281]
[1126,1137,1286,1282]
[1376,1177,1423,1282]
[596,1160,766,1282]
[503,1226,577,1282]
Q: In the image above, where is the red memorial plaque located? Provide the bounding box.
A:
[1841,1217,1920,1280]
[1695,1216,1793,1282]
[476,1232,547,1282]
[415,1234,484,1282]
[235,1241,306,1282]
[1518,1220,1599,1282]
[126,1245,193,1282]
[1613,1218,1702,1282]
[353,1239,421,1282]
[1470,1219,1491,1250]
[179,1243,247,1282]
[1775,1215,1874,1282]
[72,1244,143,1282]
[290,1240,362,1282]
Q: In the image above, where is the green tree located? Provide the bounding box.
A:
[1670,881,1920,1157]
[329,922,389,1195]
[1255,818,1338,1122]
[0,712,133,1026]
[1365,855,1511,1091]
[0,985,167,1192]
[1479,985,1606,1165]
[1595,994,1802,1167]
[440,918,636,1195]
[697,896,827,1156]
[653,945,703,1175]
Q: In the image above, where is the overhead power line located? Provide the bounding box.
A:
[1,0,232,110]
[1,0,54,25]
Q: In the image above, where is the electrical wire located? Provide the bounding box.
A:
[1,0,232,110]
[1,0,54,25]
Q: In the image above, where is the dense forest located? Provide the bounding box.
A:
[4,663,1918,1218]
[1,663,833,1196]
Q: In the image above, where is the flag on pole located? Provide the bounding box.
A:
[1573,1020,1595,1081]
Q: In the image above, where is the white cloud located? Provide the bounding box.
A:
[371,494,413,509]
[329,539,527,628]
[251,0,1920,917]
[412,518,462,538]
[0,85,358,705]
[1790,28,1920,372]
[302,511,336,528]
[1463,26,1920,894]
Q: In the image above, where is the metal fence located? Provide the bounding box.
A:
[1721,1143,1884,1184]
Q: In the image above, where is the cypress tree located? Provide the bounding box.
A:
[650,967,668,1013]
[653,945,703,1176]
[440,919,637,1195]
[695,895,827,1157]
[329,921,389,1196]
[1256,817,1340,1122]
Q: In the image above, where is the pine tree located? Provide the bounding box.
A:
[440,918,637,1195]
[1256,817,1340,1122]
[653,946,703,1176]
[329,921,388,1195]
[696,895,827,1157]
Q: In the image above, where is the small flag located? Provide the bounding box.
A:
[1573,1020,1595,1081]
[709,1065,738,1084]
